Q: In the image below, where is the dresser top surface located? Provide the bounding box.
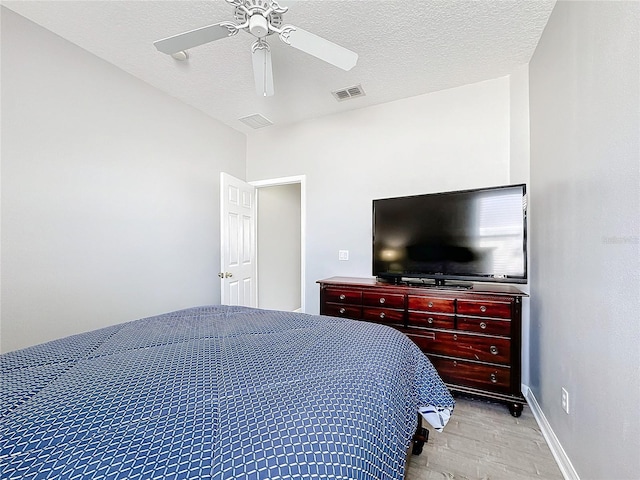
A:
[317,276,528,297]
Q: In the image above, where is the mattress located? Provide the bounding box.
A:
[1,305,454,479]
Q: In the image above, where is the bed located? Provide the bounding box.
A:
[1,305,454,479]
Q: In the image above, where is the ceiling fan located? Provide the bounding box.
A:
[154,0,358,97]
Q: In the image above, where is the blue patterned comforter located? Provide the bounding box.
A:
[1,306,454,479]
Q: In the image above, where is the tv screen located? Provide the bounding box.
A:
[372,184,527,285]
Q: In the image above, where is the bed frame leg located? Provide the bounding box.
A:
[411,415,429,455]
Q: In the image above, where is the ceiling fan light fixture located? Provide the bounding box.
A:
[249,14,269,37]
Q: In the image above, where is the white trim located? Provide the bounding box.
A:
[250,175,304,188]
[249,175,307,313]
[522,384,580,480]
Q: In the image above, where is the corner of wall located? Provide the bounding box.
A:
[509,63,531,187]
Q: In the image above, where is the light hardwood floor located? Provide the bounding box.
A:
[406,395,564,480]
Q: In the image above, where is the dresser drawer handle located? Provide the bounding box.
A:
[339,308,346,314]
[339,294,346,300]
[453,334,457,341]
[379,312,386,319]
[490,345,499,355]
[427,317,434,324]
[379,297,386,304]
[480,322,487,329]
[428,301,434,308]
[453,361,457,367]
[490,373,498,383]
[480,305,487,313]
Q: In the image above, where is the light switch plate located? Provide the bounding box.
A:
[338,250,349,261]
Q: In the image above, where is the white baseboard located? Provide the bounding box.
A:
[522,384,580,480]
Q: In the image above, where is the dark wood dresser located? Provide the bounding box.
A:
[317,276,527,416]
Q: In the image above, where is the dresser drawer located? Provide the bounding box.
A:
[324,288,362,305]
[428,356,512,393]
[318,277,526,415]
[406,331,511,364]
[407,295,455,313]
[456,299,512,319]
[457,316,511,337]
[323,303,362,319]
[363,291,404,308]
[407,311,455,329]
[362,307,404,326]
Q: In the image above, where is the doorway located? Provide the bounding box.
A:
[250,176,306,312]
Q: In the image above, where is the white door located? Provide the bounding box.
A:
[220,173,257,306]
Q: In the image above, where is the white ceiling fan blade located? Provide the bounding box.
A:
[154,22,236,55]
[252,40,274,97]
[282,26,358,71]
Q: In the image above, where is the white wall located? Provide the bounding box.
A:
[257,184,301,311]
[247,76,512,315]
[508,64,531,387]
[1,8,246,353]
[509,64,531,186]
[529,1,640,478]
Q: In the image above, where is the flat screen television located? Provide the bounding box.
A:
[372,184,527,287]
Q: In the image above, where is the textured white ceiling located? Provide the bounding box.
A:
[3,0,556,134]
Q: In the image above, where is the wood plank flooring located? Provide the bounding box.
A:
[406,395,564,480]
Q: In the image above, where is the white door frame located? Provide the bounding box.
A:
[250,175,306,313]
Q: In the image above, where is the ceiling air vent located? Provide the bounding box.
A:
[239,113,273,129]
[332,84,365,102]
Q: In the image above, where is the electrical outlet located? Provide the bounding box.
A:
[561,387,570,414]
[338,250,349,261]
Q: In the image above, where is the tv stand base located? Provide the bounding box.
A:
[400,277,473,290]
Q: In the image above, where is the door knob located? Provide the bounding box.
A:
[225,272,233,278]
